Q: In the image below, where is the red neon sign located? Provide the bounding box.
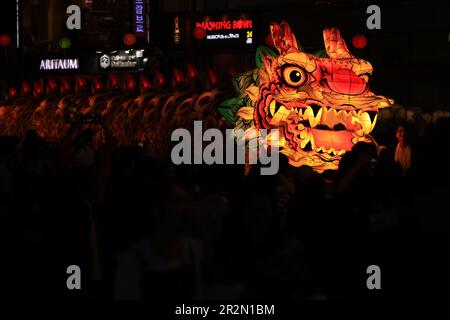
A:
[195,19,253,31]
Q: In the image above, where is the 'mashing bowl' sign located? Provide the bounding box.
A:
[194,14,254,46]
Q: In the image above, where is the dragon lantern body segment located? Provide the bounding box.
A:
[224,22,393,172]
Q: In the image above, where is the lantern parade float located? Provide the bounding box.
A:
[0,22,393,171]
[219,21,394,171]
[0,66,227,158]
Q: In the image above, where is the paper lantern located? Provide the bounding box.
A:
[9,87,17,98]
[123,33,137,46]
[218,22,393,172]
[0,34,11,47]
[154,70,166,87]
[21,81,31,96]
[193,27,206,40]
[207,68,217,88]
[186,63,199,81]
[352,35,368,49]
[138,74,152,92]
[59,37,72,49]
[84,0,93,8]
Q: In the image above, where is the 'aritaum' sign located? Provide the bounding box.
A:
[39,58,79,70]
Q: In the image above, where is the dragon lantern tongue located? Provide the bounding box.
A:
[310,128,354,152]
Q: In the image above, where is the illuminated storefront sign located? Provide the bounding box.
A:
[207,33,239,40]
[133,0,146,35]
[111,54,137,68]
[195,19,252,31]
[194,15,254,45]
[39,58,79,70]
[98,50,145,70]
[100,54,110,69]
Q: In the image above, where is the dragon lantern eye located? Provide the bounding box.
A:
[282,65,306,87]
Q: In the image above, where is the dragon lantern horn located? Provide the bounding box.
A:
[270,21,302,54]
[323,27,354,59]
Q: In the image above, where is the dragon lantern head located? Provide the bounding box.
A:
[222,21,394,172]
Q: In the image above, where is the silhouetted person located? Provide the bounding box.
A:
[73,129,95,168]
[113,182,202,300]
[380,124,413,175]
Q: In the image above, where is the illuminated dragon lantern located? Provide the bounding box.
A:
[1,21,394,171]
[220,22,394,171]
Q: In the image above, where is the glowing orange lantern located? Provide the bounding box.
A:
[123,33,137,46]
[352,35,368,49]
[0,34,11,47]
[193,27,206,40]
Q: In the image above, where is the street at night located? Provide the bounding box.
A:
[0,0,450,312]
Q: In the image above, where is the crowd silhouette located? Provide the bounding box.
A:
[0,110,450,299]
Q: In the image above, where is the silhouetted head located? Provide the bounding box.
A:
[395,125,408,146]
[77,129,94,146]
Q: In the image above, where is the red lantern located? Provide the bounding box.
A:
[84,0,93,8]
[193,27,206,40]
[265,33,274,47]
[352,35,367,49]
[61,78,72,94]
[9,87,17,98]
[206,69,217,88]
[138,74,152,92]
[33,80,43,97]
[154,70,166,87]
[186,63,198,81]
[21,81,31,96]
[125,73,136,91]
[171,67,184,86]
[123,33,137,46]
[0,34,12,47]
